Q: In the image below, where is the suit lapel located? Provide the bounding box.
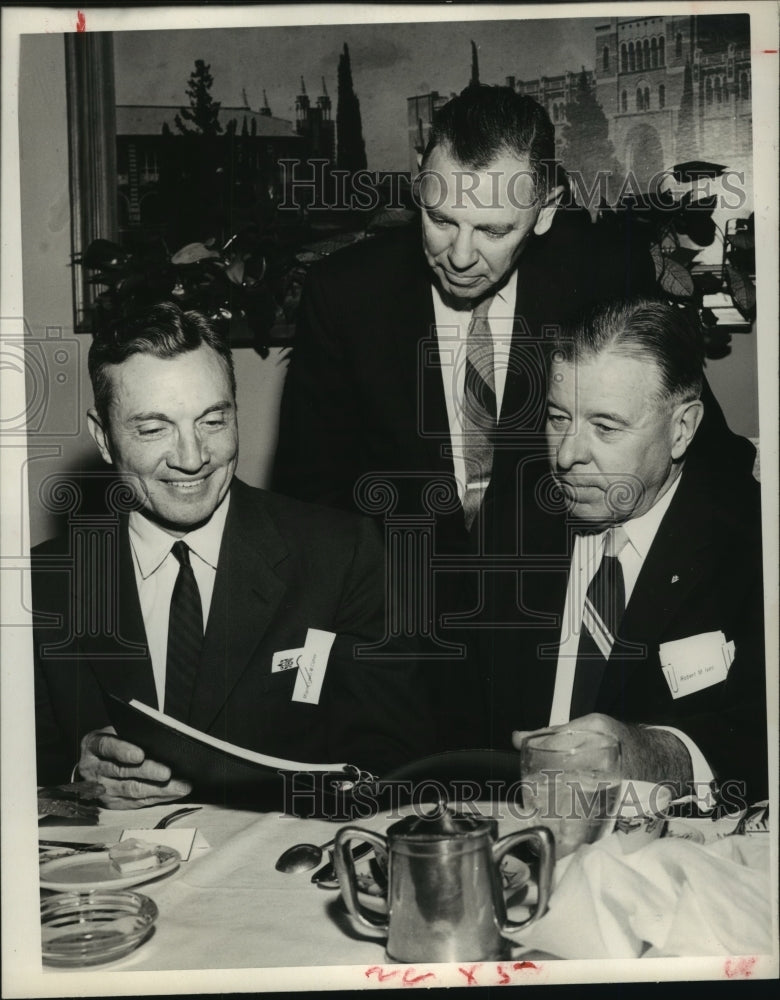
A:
[89,518,158,708]
[597,469,716,712]
[187,482,288,733]
[390,244,455,478]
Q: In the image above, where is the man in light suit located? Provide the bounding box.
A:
[32,304,431,807]
[481,299,766,800]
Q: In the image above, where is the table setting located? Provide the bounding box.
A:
[36,729,773,974]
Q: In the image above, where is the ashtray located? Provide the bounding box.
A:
[41,889,158,966]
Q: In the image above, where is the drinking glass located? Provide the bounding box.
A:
[520,729,622,858]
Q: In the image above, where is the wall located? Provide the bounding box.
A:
[19,35,288,547]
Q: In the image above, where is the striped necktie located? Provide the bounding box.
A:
[570,526,629,718]
[462,295,496,529]
[164,540,204,722]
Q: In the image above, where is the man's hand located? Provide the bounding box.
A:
[78,728,193,809]
[512,712,693,786]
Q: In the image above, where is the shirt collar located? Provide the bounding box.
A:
[128,491,231,579]
[619,471,682,561]
[432,270,517,320]
[577,470,683,566]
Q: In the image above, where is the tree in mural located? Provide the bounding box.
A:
[158,61,242,245]
[175,59,224,136]
[561,69,623,204]
[336,43,367,172]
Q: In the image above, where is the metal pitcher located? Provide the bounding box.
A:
[333,803,554,963]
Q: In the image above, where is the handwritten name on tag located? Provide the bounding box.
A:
[272,647,305,674]
[659,630,732,699]
[292,628,336,706]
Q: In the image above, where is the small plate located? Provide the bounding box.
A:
[40,845,180,892]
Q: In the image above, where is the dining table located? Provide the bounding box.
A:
[37,793,775,988]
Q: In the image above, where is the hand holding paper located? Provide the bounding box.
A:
[78,727,193,809]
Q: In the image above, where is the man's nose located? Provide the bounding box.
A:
[170,428,207,472]
[555,425,590,470]
[447,226,478,270]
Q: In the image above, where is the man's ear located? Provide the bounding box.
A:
[533,184,565,236]
[670,399,704,460]
[87,408,114,465]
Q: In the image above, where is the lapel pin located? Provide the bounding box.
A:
[671,574,680,584]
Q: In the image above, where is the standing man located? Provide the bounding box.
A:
[275,85,660,553]
[485,299,766,799]
[32,304,431,807]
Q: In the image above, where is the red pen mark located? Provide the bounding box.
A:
[513,961,540,971]
[365,966,398,981]
[724,957,757,979]
[458,964,481,985]
[495,964,511,985]
[402,968,435,985]
[76,11,86,32]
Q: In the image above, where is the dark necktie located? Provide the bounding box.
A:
[462,295,496,529]
[570,526,629,718]
[164,540,204,722]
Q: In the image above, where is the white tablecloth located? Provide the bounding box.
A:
[39,800,773,972]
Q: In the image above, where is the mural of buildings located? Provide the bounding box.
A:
[592,13,751,187]
[406,13,752,190]
[407,89,452,166]
[116,79,334,234]
[515,70,594,164]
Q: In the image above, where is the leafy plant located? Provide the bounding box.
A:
[595,160,755,357]
[76,226,291,356]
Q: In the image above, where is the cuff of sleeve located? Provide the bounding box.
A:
[648,724,716,809]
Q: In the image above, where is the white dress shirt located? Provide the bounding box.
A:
[432,272,517,501]
[128,493,230,709]
[548,473,715,789]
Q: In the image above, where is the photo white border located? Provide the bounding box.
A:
[2,2,777,996]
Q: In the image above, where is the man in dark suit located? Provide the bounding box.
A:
[274,84,753,748]
[480,299,766,801]
[32,304,431,807]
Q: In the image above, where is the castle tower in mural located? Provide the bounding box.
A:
[295,77,335,161]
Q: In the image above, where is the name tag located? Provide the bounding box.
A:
[292,628,337,706]
[659,631,733,699]
[272,647,305,673]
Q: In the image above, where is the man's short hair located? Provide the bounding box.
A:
[551,299,705,404]
[421,84,556,195]
[88,302,236,429]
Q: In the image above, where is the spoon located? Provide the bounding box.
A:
[275,837,335,874]
[153,806,202,829]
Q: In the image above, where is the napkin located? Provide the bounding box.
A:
[514,834,771,959]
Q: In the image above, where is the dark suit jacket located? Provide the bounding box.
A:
[32,479,432,789]
[474,455,767,802]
